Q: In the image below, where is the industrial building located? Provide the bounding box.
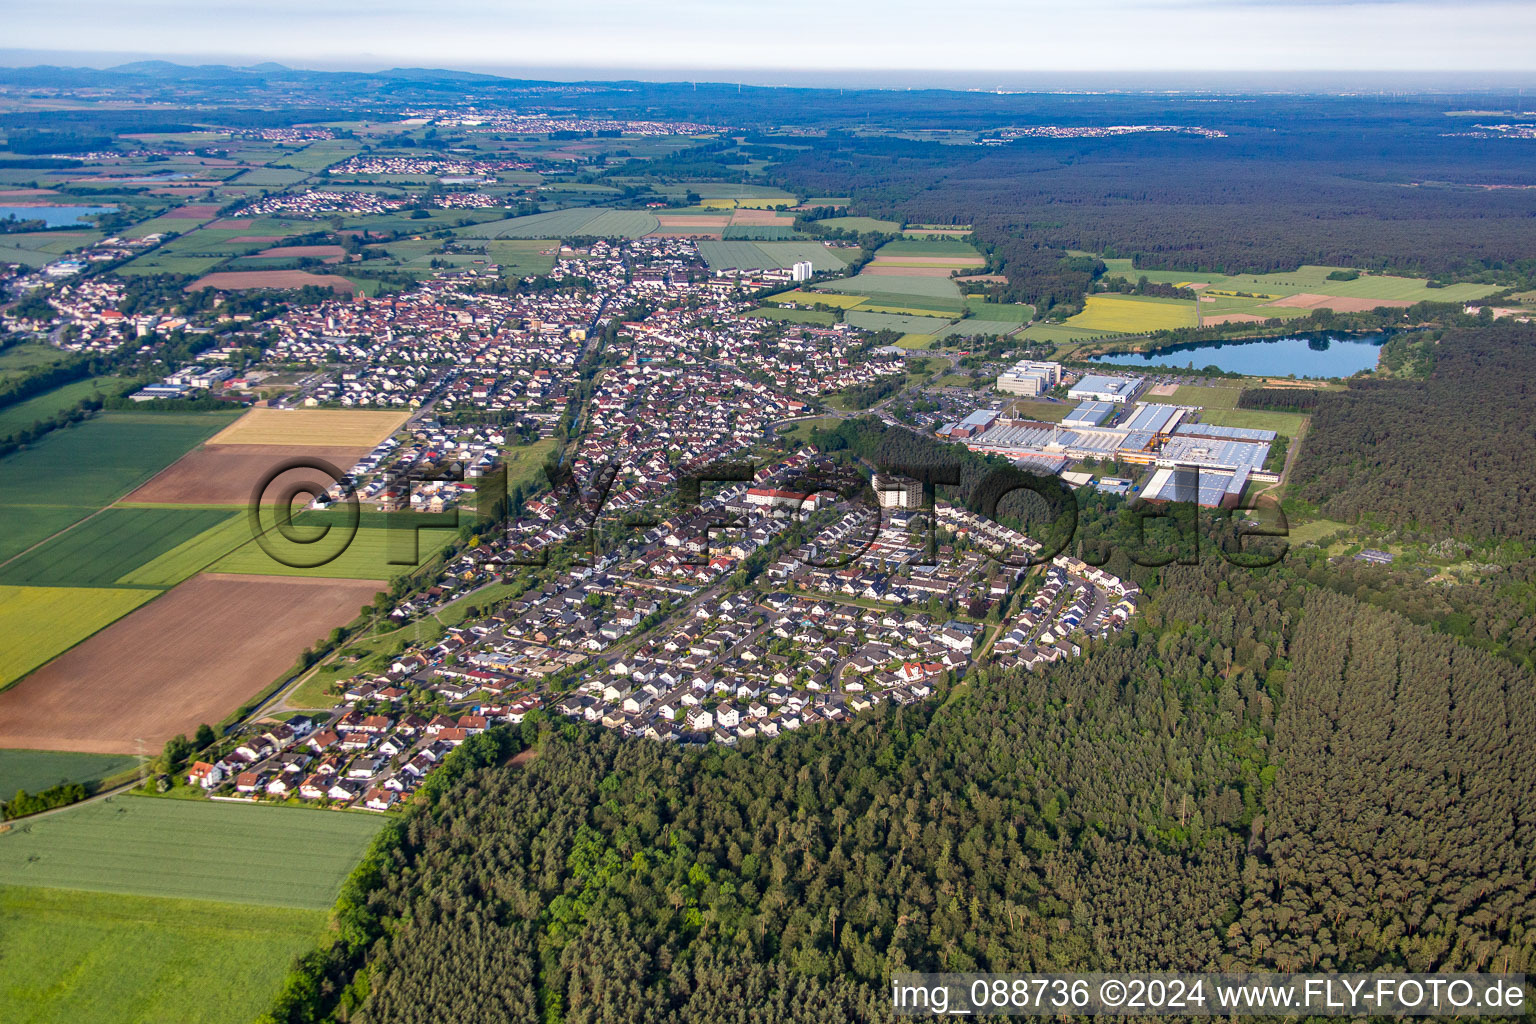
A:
[1067,373,1143,404]
[995,360,1062,397]
[942,408,1001,438]
[947,401,1278,508]
[1061,400,1116,428]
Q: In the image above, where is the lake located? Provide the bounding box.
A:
[0,204,117,228]
[1085,332,1387,378]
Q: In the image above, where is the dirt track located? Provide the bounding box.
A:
[0,573,381,753]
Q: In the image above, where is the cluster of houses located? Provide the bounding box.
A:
[990,556,1140,668]
[4,274,189,353]
[327,155,533,178]
[184,700,541,811]
[236,190,416,217]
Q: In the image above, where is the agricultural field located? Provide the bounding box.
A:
[0,585,158,689]
[0,885,328,1024]
[208,407,409,447]
[1019,322,1115,346]
[0,573,384,752]
[938,319,1019,338]
[764,289,866,309]
[112,514,255,587]
[895,334,937,349]
[0,377,124,436]
[0,507,238,587]
[0,796,384,907]
[697,240,847,273]
[817,272,964,300]
[720,225,799,240]
[1099,258,1500,306]
[742,306,836,325]
[0,507,90,564]
[0,230,102,268]
[844,310,955,334]
[270,138,362,171]
[1067,294,1198,333]
[814,216,901,233]
[870,238,982,259]
[230,165,313,186]
[459,207,659,239]
[124,442,372,505]
[212,520,457,579]
[187,269,356,292]
[965,299,1035,321]
[0,412,239,556]
[0,750,138,798]
[469,239,559,276]
[652,183,795,202]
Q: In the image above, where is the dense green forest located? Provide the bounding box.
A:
[264,560,1534,1023]
[759,129,1536,309]
[1289,321,1536,543]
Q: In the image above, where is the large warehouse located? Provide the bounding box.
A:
[1067,373,1143,404]
[947,400,1278,507]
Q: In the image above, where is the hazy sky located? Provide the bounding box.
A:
[4,0,1534,75]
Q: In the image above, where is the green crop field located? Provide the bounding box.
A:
[270,139,362,171]
[0,585,159,687]
[1067,295,1198,333]
[818,272,962,300]
[0,411,239,511]
[1099,258,1501,304]
[858,300,968,317]
[0,751,139,799]
[479,239,559,275]
[0,231,102,268]
[742,306,837,325]
[231,166,313,186]
[112,512,255,587]
[212,521,457,579]
[0,508,239,587]
[0,796,385,908]
[939,319,1019,338]
[895,334,936,349]
[115,252,230,276]
[844,311,955,334]
[698,240,847,273]
[459,207,659,239]
[0,885,328,1024]
[765,289,865,309]
[876,238,981,257]
[815,216,900,233]
[720,225,799,240]
[1020,323,1114,346]
[0,507,91,564]
[0,377,124,436]
[965,299,1035,322]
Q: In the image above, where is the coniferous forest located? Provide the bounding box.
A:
[265,558,1536,1023]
